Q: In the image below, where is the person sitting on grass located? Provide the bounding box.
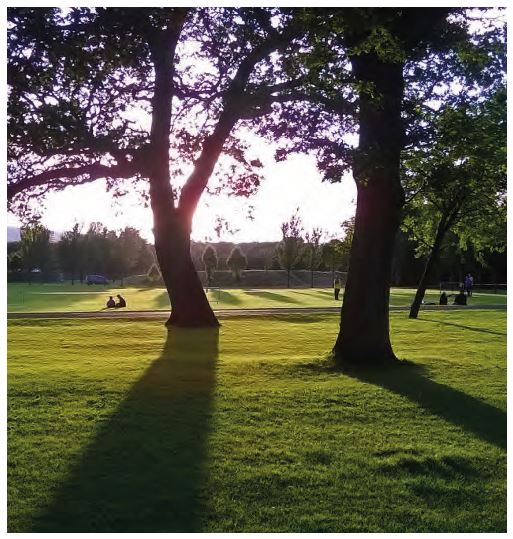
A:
[450,289,467,306]
[439,291,448,305]
[115,294,126,308]
[106,296,115,308]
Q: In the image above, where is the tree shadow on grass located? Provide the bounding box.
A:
[29,327,219,533]
[243,290,301,304]
[217,290,243,305]
[343,361,506,451]
[416,317,506,337]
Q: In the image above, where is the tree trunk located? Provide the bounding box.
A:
[311,267,314,288]
[153,211,219,328]
[409,218,448,319]
[147,15,218,328]
[287,269,290,288]
[333,53,405,366]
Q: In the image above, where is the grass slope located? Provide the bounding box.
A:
[8,311,506,532]
[7,282,507,312]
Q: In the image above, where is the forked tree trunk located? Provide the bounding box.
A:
[147,14,218,328]
[333,53,405,366]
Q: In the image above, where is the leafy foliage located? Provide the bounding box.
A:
[58,223,83,284]
[276,211,304,287]
[18,223,52,279]
[402,85,507,260]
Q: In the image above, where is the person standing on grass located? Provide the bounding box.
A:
[333,276,342,300]
[465,273,474,296]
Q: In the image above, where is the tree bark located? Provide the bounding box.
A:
[153,211,219,327]
[409,218,448,319]
[333,53,405,366]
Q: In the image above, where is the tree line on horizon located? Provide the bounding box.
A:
[8,215,505,290]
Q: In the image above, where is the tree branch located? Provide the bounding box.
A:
[7,160,139,201]
[177,20,302,224]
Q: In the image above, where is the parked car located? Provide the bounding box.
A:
[86,274,109,285]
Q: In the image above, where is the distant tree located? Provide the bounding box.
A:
[58,223,83,285]
[82,223,112,277]
[322,239,346,280]
[115,227,147,284]
[304,227,323,287]
[7,241,22,274]
[7,249,23,274]
[202,245,218,288]
[226,246,247,284]
[19,223,52,282]
[276,212,304,288]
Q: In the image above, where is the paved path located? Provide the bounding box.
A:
[7,303,506,320]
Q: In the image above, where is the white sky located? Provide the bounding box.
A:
[7,150,357,243]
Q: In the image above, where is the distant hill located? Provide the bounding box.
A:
[7,227,20,242]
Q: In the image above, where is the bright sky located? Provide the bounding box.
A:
[7,149,356,244]
[8,7,503,245]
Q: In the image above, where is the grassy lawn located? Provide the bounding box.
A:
[8,310,506,532]
[7,282,507,312]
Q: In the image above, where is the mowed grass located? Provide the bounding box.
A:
[7,282,507,312]
[8,310,506,532]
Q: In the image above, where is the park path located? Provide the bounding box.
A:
[7,303,506,320]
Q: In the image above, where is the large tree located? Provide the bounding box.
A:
[7,7,309,327]
[405,86,506,318]
[253,8,504,364]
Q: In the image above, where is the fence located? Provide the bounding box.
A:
[439,281,507,294]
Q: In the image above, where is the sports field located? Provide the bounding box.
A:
[8,310,506,532]
[7,283,507,312]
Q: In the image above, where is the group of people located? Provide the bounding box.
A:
[106,294,126,309]
[439,273,474,306]
[333,272,475,307]
[439,290,467,306]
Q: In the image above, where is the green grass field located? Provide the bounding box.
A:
[8,310,506,532]
[7,282,507,312]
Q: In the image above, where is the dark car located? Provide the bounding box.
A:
[86,274,109,285]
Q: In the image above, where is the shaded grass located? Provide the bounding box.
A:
[8,283,506,313]
[8,310,506,532]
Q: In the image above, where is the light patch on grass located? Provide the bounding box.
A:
[7,283,506,312]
